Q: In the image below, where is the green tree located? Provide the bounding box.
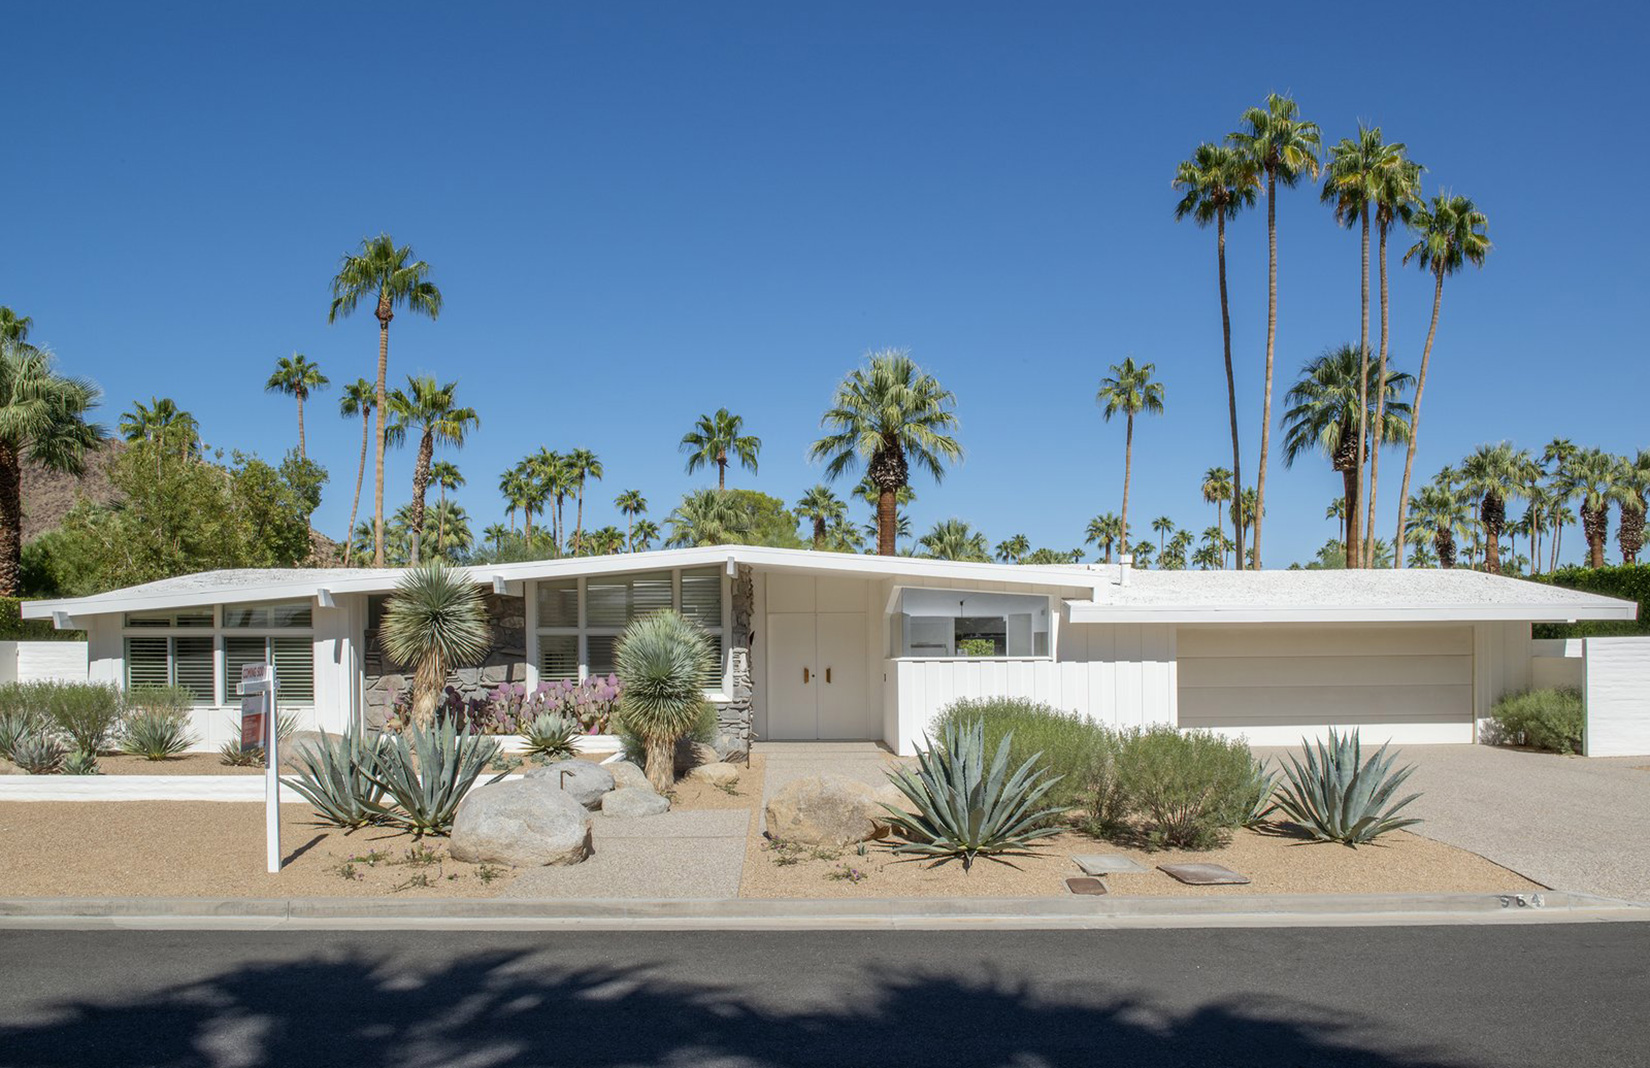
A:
[264,353,329,459]
[1096,356,1164,550]
[810,350,961,556]
[429,460,464,556]
[1565,449,1629,568]
[616,610,713,792]
[328,235,442,566]
[996,533,1031,564]
[918,519,991,562]
[0,342,102,595]
[1619,450,1650,566]
[1460,443,1532,576]
[1200,467,1234,565]
[1392,195,1492,565]
[666,489,749,548]
[119,397,199,461]
[680,408,759,491]
[1085,513,1122,563]
[615,489,648,551]
[630,518,660,553]
[0,308,33,346]
[1175,142,1256,569]
[1230,93,1320,568]
[1410,481,1469,569]
[389,376,479,565]
[337,378,394,556]
[1151,515,1175,556]
[721,489,804,549]
[795,485,847,551]
[565,448,603,553]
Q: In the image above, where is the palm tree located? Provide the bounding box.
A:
[380,562,489,727]
[1162,529,1193,571]
[795,485,847,551]
[264,353,329,459]
[1096,356,1165,550]
[1085,513,1122,563]
[1229,94,1320,568]
[1175,143,1257,570]
[1392,195,1492,565]
[0,342,102,594]
[995,533,1031,564]
[533,448,575,552]
[1459,443,1530,576]
[0,308,33,347]
[918,519,991,562]
[1325,496,1348,543]
[1200,467,1234,562]
[482,523,509,554]
[422,499,472,561]
[666,489,748,548]
[1542,439,1579,570]
[1566,449,1628,568]
[1280,345,1413,567]
[564,448,603,554]
[499,463,532,535]
[1232,487,1261,565]
[1150,515,1175,557]
[810,350,962,556]
[338,379,382,558]
[1619,450,1650,566]
[119,397,199,460]
[615,489,648,551]
[1128,540,1155,568]
[328,235,442,567]
[681,408,760,491]
[630,518,661,553]
[429,461,464,556]
[1410,482,1469,568]
[1192,542,1224,571]
[388,376,479,566]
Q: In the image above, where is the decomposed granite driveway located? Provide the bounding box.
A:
[1260,743,1650,902]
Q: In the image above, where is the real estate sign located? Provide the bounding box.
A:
[237,662,281,874]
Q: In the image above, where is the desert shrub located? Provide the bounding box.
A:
[1111,727,1265,850]
[125,684,193,718]
[1273,729,1421,846]
[361,720,504,836]
[931,698,1117,815]
[1490,688,1585,754]
[288,731,388,829]
[119,710,197,760]
[520,712,580,761]
[10,732,66,774]
[882,717,1065,871]
[39,683,122,754]
[380,562,491,728]
[614,610,714,791]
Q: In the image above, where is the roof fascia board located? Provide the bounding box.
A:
[1066,603,1638,624]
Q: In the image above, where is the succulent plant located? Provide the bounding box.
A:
[63,748,100,775]
[881,718,1065,871]
[1273,728,1422,846]
[360,720,504,836]
[0,709,47,762]
[287,731,388,829]
[615,611,713,792]
[119,711,197,761]
[11,733,67,774]
[520,712,580,761]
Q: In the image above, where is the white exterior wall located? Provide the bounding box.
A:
[1531,638,1585,691]
[1583,636,1650,757]
[0,641,89,683]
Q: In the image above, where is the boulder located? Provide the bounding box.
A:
[604,759,650,792]
[449,780,592,867]
[523,759,615,809]
[601,785,670,818]
[0,757,25,776]
[763,775,907,848]
[686,761,741,787]
[673,739,721,774]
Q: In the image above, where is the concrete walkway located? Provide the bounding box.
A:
[1261,744,1650,901]
[499,809,750,900]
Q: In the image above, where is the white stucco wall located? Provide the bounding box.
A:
[1583,636,1650,757]
[1531,638,1585,691]
[0,640,89,684]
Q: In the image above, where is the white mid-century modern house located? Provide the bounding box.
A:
[18,545,1639,756]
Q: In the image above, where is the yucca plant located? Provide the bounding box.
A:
[11,733,67,774]
[63,748,100,775]
[119,711,197,760]
[520,712,580,761]
[614,610,713,792]
[288,731,389,829]
[380,561,491,728]
[881,718,1065,871]
[1273,729,1422,846]
[0,709,47,762]
[360,719,504,836]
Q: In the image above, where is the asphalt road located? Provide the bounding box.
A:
[1,924,1646,1067]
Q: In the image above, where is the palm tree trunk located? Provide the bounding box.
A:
[717,452,727,491]
[372,311,391,568]
[1551,518,1562,572]
[1352,208,1371,569]
[1365,218,1392,567]
[1216,213,1245,572]
[574,487,585,554]
[626,516,634,552]
[812,516,827,551]
[343,412,369,565]
[876,488,897,556]
[408,432,434,565]
[1254,167,1278,570]
[0,443,22,597]
[1342,461,1362,570]
[1394,269,1444,567]
[437,487,448,556]
[1121,415,1134,552]
[296,393,307,460]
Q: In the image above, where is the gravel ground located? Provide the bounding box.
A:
[94,754,261,776]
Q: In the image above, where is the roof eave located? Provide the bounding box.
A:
[1065,602,1640,624]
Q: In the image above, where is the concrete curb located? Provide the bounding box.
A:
[1,890,1644,931]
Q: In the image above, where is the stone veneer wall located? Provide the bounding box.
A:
[710,565,755,762]
[363,592,527,728]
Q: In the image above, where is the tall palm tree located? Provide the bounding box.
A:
[119,396,199,460]
[665,489,748,547]
[264,353,329,459]
[1200,466,1234,563]
[1096,357,1165,550]
[1542,438,1579,570]
[0,308,33,347]
[1410,481,1469,569]
[795,485,847,551]
[1325,496,1348,543]
[499,463,532,536]
[585,526,626,556]
[1085,513,1122,563]
[630,518,660,553]
[1392,195,1492,565]
[533,448,575,552]
[388,376,479,566]
[1618,450,1650,566]
[995,533,1031,564]
[564,448,603,554]
[0,342,102,595]
[681,408,760,491]
[1229,94,1320,569]
[810,350,962,556]
[918,519,991,562]
[615,489,647,551]
[1151,515,1175,556]
[1280,345,1412,567]
[481,523,509,554]
[1233,487,1261,565]
[1459,443,1531,576]
[1565,449,1628,569]
[328,235,442,566]
[429,460,464,556]
[338,379,381,558]
[1175,143,1257,570]
[1322,125,1408,565]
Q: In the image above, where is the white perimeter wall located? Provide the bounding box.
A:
[0,640,89,684]
[1583,636,1650,757]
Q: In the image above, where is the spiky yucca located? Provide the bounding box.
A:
[380,561,490,728]
[288,731,388,829]
[614,610,713,792]
[1273,728,1421,846]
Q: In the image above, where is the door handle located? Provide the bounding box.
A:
[825,667,832,684]
[803,667,810,684]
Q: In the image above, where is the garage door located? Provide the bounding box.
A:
[1176,625,1475,745]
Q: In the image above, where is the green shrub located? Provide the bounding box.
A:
[1113,727,1265,850]
[0,597,85,641]
[1529,565,1650,638]
[125,685,193,718]
[40,683,123,754]
[1490,688,1585,754]
[931,698,1120,816]
[119,710,197,760]
[1273,729,1422,846]
[361,721,504,836]
[616,700,717,768]
[882,718,1065,871]
[10,733,66,774]
[287,732,388,829]
[520,712,580,761]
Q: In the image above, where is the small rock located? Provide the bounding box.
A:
[602,785,670,817]
[763,775,907,848]
[449,780,592,867]
[673,739,721,774]
[0,757,25,776]
[523,759,615,809]
[686,762,740,787]
[604,759,649,792]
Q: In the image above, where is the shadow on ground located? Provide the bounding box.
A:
[0,943,1475,1068]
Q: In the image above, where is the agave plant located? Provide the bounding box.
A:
[520,712,580,761]
[287,731,389,829]
[63,748,100,775]
[615,610,713,792]
[361,719,504,836]
[0,709,46,762]
[881,718,1065,871]
[1273,729,1422,846]
[119,710,197,761]
[11,733,67,774]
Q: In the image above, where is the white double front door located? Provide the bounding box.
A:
[766,611,869,740]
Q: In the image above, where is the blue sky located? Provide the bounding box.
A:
[5,3,1646,566]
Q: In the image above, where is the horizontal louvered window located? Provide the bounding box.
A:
[125,636,214,706]
[126,610,212,628]
[536,579,579,628]
[271,638,314,705]
[587,635,618,679]
[125,637,170,690]
[534,568,726,691]
[539,634,579,681]
[123,602,315,709]
[586,571,672,628]
[225,636,267,696]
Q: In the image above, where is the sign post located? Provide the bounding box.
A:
[239,663,280,874]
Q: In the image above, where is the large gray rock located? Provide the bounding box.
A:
[449,780,592,867]
[604,759,649,792]
[601,785,670,818]
[764,775,907,848]
[523,759,615,809]
[686,761,740,787]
